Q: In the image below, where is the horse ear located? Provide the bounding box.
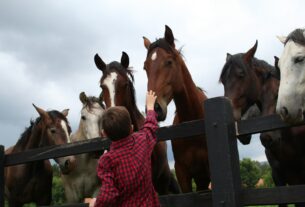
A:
[79,92,88,104]
[164,25,175,47]
[277,36,287,44]
[94,53,106,72]
[143,36,151,49]
[61,109,69,117]
[226,53,232,62]
[32,104,49,120]
[121,51,129,68]
[244,40,258,64]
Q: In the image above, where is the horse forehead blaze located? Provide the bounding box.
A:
[103,71,118,107]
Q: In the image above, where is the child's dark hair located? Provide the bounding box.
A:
[102,106,132,141]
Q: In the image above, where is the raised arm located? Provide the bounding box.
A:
[138,91,158,144]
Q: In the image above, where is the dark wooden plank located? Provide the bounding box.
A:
[39,203,88,207]
[4,138,111,166]
[242,185,305,205]
[159,191,212,207]
[0,145,4,207]
[204,97,242,207]
[156,119,205,141]
[237,114,305,136]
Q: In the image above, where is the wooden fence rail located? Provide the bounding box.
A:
[2,96,305,207]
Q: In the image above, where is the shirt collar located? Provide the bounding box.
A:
[110,135,133,150]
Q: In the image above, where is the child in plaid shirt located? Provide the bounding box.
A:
[90,90,161,207]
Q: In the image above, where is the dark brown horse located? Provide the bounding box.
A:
[94,51,180,195]
[143,26,209,192]
[220,41,305,207]
[5,105,75,207]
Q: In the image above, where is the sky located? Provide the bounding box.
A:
[0,0,304,167]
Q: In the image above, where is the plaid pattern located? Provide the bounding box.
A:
[94,110,161,207]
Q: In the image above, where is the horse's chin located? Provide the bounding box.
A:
[157,112,167,122]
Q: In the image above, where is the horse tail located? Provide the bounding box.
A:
[168,172,181,194]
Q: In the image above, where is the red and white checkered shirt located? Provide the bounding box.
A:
[94,110,161,207]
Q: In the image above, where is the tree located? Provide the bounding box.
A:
[240,158,261,188]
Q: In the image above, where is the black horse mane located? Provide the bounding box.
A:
[219,53,275,83]
[147,38,184,57]
[83,96,105,111]
[15,110,71,148]
[285,28,305,46]
[107,61,134,82]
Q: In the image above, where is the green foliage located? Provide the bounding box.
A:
[52,175,65,205]
[240,158,262,188]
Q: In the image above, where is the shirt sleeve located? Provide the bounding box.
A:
[138,110,158,146]
[94,155,119,207]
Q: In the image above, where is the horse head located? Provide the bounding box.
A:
[32,104,76,175]
[276,28,305,123]
[94,52,135,109]
[78,92,105,140]
[220,40,260,120]
[143,25,189,121]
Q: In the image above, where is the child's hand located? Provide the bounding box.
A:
[146,90,157,111]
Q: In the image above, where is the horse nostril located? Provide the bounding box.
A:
[154,103,160,111]
[64,160,70,169]
[280,106,289,118]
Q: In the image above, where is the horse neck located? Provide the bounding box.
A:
[121,101,144,131]
[173,62,206,121]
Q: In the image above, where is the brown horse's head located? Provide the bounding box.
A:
[94,52,135,109]
[219,41,261,120]
[143,25,187,121]
[32,105,76,174]
[260,57,281,149]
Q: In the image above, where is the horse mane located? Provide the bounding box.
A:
[284,28,305,46]
[83,96,105,112]
[15,110,71,149]
[219,54,274,83]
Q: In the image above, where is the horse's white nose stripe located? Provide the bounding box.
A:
[151,52,157,61]
[103,72,118,107]
[61,120,71,143]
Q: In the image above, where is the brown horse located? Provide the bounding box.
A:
[5,105,75,207]
[94,51,180,195]
[143,26,209,192]
[220,41,305,207]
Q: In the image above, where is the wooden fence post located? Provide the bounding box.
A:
[204,97,242,207]
[0,145,4,207]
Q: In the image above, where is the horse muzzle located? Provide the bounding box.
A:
[57,156,76,175]
[154,102,167,121]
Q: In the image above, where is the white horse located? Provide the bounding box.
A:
[61,92,105,203]
[276,28,305,123]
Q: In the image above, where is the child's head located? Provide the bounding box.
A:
[102,106,132,141]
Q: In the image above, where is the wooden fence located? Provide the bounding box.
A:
[1,97,305,207]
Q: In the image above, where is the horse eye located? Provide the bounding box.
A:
[165,60,172,66]
[81,116,86,120]
[294,56,305,64]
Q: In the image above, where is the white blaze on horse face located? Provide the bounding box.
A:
[61,120,71,143]
[103,72,118,107]
[81,103,104,139]
[276,40,305,122]
[151,51,157,61]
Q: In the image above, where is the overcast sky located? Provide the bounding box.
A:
[1,0,304,165]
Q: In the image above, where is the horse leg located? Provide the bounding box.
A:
[193,171,210,192]
[8,199,23,207]
[168,172,181,194]
[175,162,192,193]
[265,150,288,207]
